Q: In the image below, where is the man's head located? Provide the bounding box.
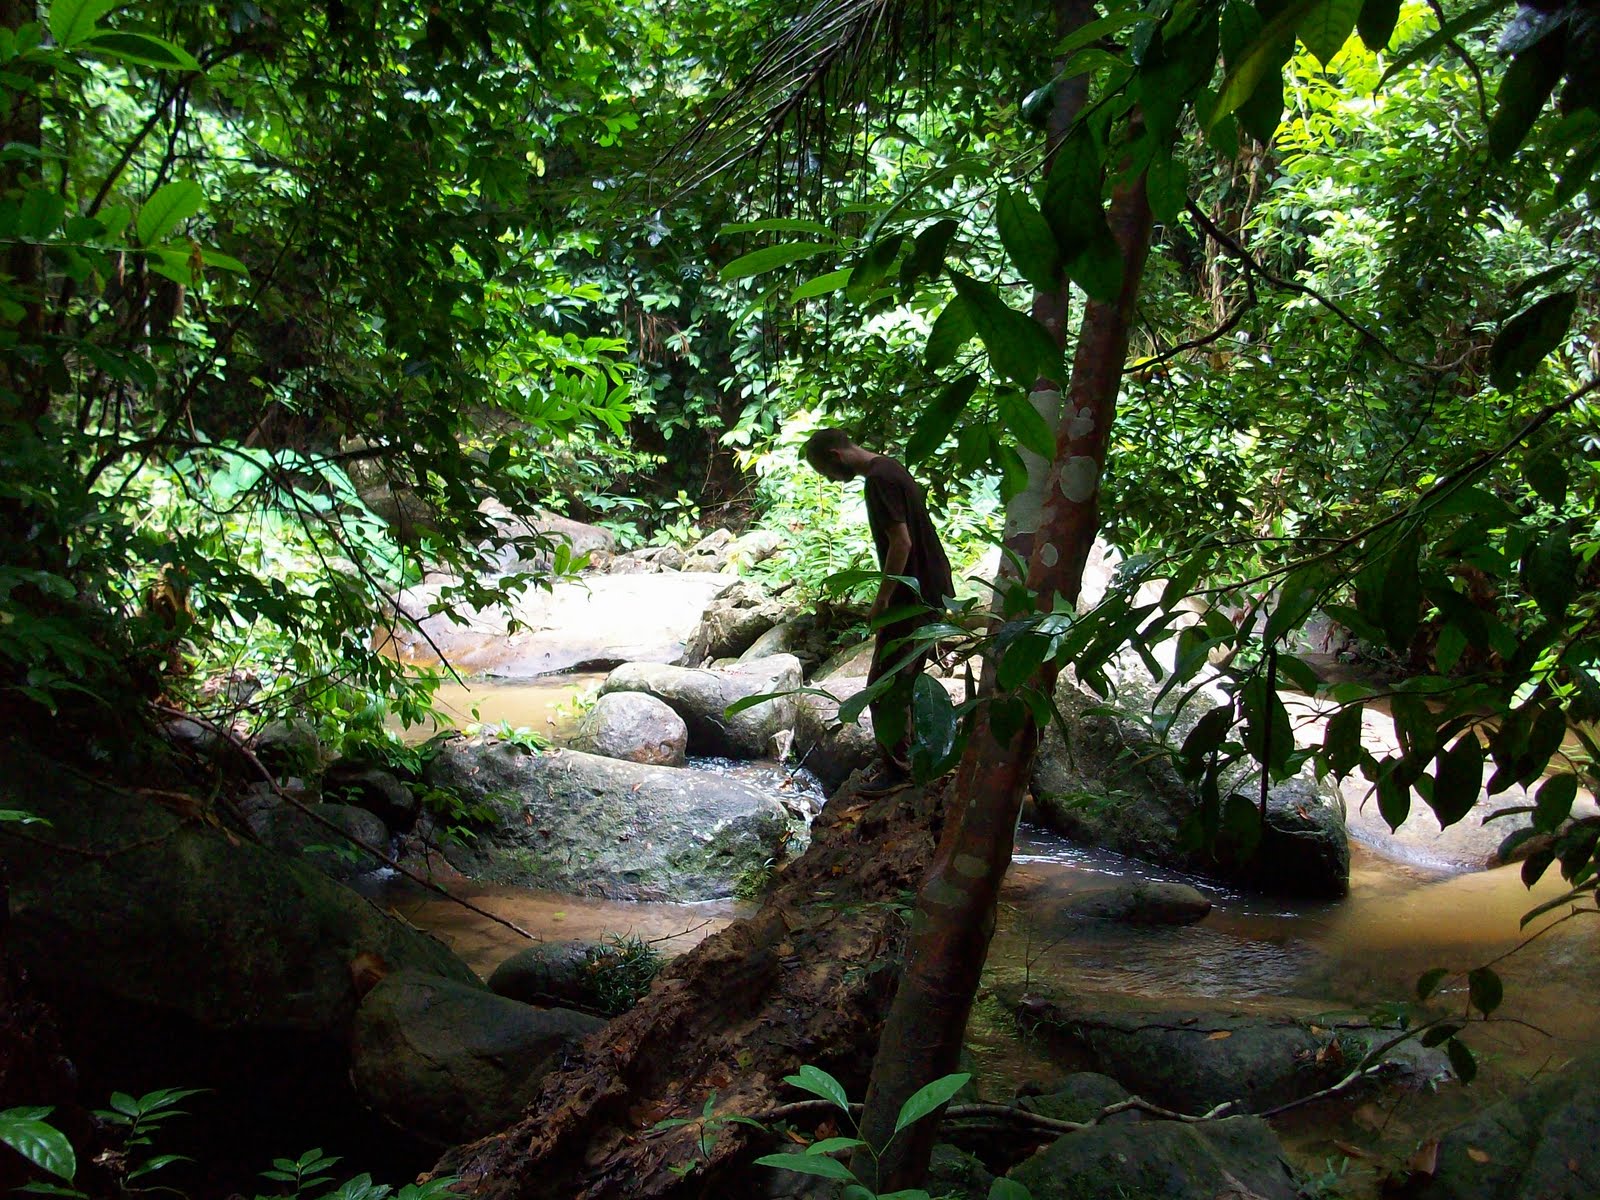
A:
[802,427,860,481]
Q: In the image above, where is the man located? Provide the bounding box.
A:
[803,428,954,786]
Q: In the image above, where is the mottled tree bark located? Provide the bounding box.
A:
[851,162,1154,1190]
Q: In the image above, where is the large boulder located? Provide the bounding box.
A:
[1032,682,1349,897]
[0,747,476,1054]
[475,501,616,575]
[599,656,802,760]
[248,802,391,881]
[1015,1000,1448,1114]
[682,579,795,665]
[1008,1116,1300,1200]
[1018,1072,1137,1124]
[487,940,608,1008]
[351,971,604,1145]
[322,762,420,829]
[423,739,799,900]
[571,692,688,767]
[1410,1051,1600,1200]
[1057,881,1213,926]
[383,571,734,678]
[736,612,837,673]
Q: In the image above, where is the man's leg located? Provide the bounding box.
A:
[867,614,931,775]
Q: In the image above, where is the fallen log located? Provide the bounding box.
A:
[440,776,946,1199]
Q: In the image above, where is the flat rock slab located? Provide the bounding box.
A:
[1009,1116,1300,1200]
[425,739,800,900]
[384,572,734,678]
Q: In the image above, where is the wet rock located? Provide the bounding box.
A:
[1008,1116,1300,1200]
[351,971,604,1145]
[600,656,802,760]
[487,940,608,1008]
[572,692,688,767]
[1,750,476,1048]
[250,803,390,880]
[1015,1001,1440,1114]
[1032,682,1348,897]
[250,718,325,775]
[1410,1051,1600,1200]
[424,739,797,900]
[682,528,735,572]
[724,528,783,569]
[475,501,616,576]
[1018,1071,1137,1124]
[323,763,419,828]
[813,638,873,680]
[737,612,835,672]
[1058,881,1213,926]
[385,571,733,677]
[683,579,795,665]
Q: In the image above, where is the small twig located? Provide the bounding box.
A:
[150,703,541,943]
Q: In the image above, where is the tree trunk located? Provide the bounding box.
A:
[440,777,949,1200]
[851,163,1155,1191]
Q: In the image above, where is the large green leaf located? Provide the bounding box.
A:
[1065,234,1124,305]
[1534,773,1577,833]
[780,1065,850,1111]
[1430,736,1483,828]
[136,180,203,246]
[1209,0,1309,129]
[892,1072,970,1134]
[752,1153,857,1182]
[1489,291,1577,391]
[1299,0,1362,65]
[790,268,852,302]
[909,674,959,779]
[925,297,976,371]
[0,1110,76,1182]
[1522,529,1577,623]
[905,374,979,464]
[1378,533,1422,654]
[996,388,1057,459]
[81,30,201,70]
[1041,128,1103,259]
[1488,41,1565,162]
[1356,0,1401,50]
[48,0,119,48]
[996,186,1060,290]
[721,242,834,282]
[949,273,1059,388]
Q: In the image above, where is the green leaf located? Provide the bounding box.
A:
[804,1137,867,1155]
[989,1180,1034,1200]
[996,389,1057,459]
[998,631,1051,692]
[892,1072,970,1134]
[17,189,66,241]
[1041,129,1103,259]
[752,1154,858,1182]
[1467,966,1502,1016]
[1323,703,1365,777]
[846,233,904,302]
[1065,233,1125,305]
[198,248,249,275]
[127,1154,190,1181]
[1430,736,1483,829]
[0,1112,77,1182]
[790,268,852,301]
[1300,0,1361,64]
[1488,43,1564,162]
[1522,529,1577,623]
[1421,1022,1463,1047]
[1180,705,1235,778]
[925,297,976,371]
[1523,448,1569,509]
[136,180,203,246]
[80,30,200,70]
[1377,767,1411,832]
[720,217,834,237]
[1490,292,1577,391]
[1415,966,1449,1000]
[910,674,959,780]
[996,186,1060,291]
[1242,672,1293,775]
[905,374,979,465]
[49,0,119,48]
[1534,773,1577,834]
[949,272,1059,388]
[1146,150,1189,224]
[1378,533,1421,654]
[721,242,834,282]
[1209,0,1306,129]
[1264,564,1325,646]
[781,1065,850,1112]
[904,218,958,285]
[1356,0,1400,50]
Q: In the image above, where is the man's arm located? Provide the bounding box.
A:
[870,521,913,620]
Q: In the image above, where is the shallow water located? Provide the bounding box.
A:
[402,672,607,742]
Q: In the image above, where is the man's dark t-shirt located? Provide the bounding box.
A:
[863,456,953,610]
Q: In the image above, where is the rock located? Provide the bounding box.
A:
[475,501,616,576]
[1057,881,1213,926]
[724,528,782,569]
[1016,1001,1442,1114]
[1,749,476,1051]
[487,940,608,1008]
[813,638,874,679]
[359,482,438,547]
[351,971,604,1145]
[571,692,688,767]
[384,571,734,678]
[682,528,735,572]
[249,803,391,881]
[1008,1116,1300,1200]
[737,613,834,672]
[926,1144,994,1199]
[1411,1051,1600,1200]
[1018,1072,1136,1124]
[322,763,419,828]
[1032,682,1348,897]
[682,579,794,665]
[424,739,799,900]
[250,718,324,775]
[599,656,802,759]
